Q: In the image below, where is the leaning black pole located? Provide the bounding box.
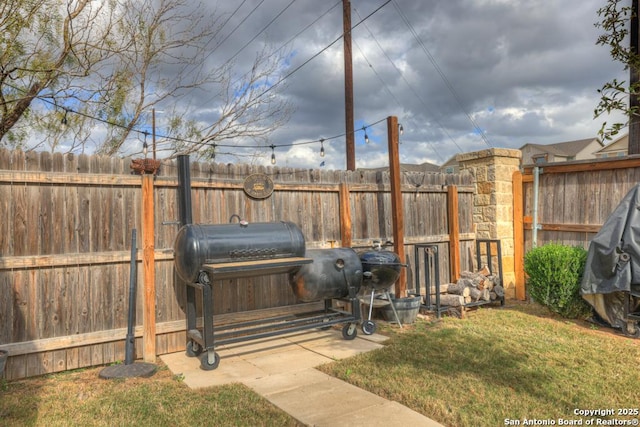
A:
[124,229,138,365]
[99,231,157,380]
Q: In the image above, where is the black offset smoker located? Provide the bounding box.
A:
[174,156,362,370]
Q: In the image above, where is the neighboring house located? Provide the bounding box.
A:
[594,133,628,158]
[440,155,459,174]
[362,161,441,174]
[519,137,604,165]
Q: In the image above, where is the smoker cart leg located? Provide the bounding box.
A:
[184,284,204,357]
[201,281,216,354]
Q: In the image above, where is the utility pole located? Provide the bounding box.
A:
[630,0,640,154]
[343,0,355,170]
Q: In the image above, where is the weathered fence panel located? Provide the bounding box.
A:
[0,148,474,379]
[519,156,640,251]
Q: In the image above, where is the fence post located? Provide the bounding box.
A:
[142,173,156,363]
[447,185,460,282]
[512,170,526,300]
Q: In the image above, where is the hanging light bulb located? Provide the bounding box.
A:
[270,145,276,165]
[320,139,325,157]
[142,132,149,157]
[398,123,404,135]
[363,126,369,144]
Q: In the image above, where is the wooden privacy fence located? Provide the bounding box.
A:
[512,155,640,294]
[0,148,475,380]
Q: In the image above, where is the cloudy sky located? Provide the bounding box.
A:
[179,0,628,169]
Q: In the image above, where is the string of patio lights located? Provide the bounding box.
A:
[4,81,395,166]
[204,117,392,165]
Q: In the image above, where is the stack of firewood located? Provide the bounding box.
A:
[434,266,505,307]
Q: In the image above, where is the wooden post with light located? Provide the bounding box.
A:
[130,157,160,364]
[387,116,406,298]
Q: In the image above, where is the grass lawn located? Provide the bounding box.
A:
[0,364,303,426]
[1,302,638,426]
[318,302,640,426]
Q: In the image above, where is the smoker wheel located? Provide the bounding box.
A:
[621,321,640,338]
[200,351,220,371]
[342,323,358,340]
[185,341,202,357]
[362,320,377,335]
[317,318,332,331]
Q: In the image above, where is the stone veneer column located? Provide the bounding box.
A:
[456,148,521,298]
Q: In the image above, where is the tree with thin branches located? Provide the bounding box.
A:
[0,0,292,157]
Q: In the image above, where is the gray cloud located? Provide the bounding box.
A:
[180,0,628,169]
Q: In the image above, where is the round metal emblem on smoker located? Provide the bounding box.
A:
[243,173,274,199]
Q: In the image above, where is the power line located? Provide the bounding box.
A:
[196,1,342,123]
[271,1,342,58]
[391,0,492,148]
[352,7,462,161]
[189,0,249,72]
[254,0,391,101]
[352,37,403,109]
[223,0,298,65]
[211,0,267,57]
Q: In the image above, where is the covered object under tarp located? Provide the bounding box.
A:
[580,184,640,337]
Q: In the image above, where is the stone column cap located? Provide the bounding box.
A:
[456,148,522,162]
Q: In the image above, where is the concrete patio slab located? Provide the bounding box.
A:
[160,328,444,426]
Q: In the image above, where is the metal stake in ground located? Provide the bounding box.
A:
[99,229,156,379]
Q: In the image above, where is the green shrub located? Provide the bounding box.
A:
[524,243,592,319]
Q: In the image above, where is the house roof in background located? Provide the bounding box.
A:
[595,133,628,153]
[519,137,602,157]
[360,162,441,173]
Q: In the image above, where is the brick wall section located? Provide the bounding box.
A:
[456,148,522,298]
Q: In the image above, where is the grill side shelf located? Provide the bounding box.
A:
[200,257,313,280]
